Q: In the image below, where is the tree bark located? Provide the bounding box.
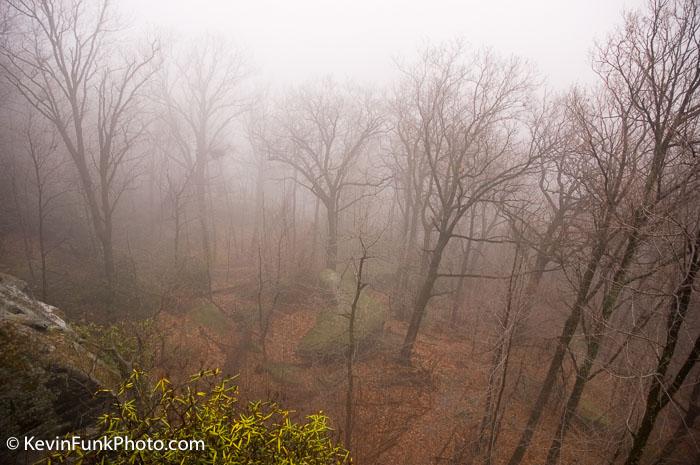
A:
[506,217,610,465]
[326,202,339,271]
[545,214,644,465]
[622,226,700,465]
[653,380,700,465]
[450,211,476,325]
[400,231,449,362]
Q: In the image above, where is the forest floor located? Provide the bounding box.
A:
[152,276,614,465]
[0,241,619,465]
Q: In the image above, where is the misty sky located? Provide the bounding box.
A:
[122,0,645,88]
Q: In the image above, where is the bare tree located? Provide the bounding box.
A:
[653,377,700,465]
[506,85,646,465]
[157,36,247,295]
[267,79,385,271]
[344,236,372,449]
[388,86,434,319]
[621,219,700,465]
[509,1,700,463]
[548,1,700,463]
[394,42,537,362]
[1,0,158,292]
[23,114,65,299]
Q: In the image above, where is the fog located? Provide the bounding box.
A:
[123,0,644,86]
[0,1,698,465]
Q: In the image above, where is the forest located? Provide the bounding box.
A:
[0,0,699,464]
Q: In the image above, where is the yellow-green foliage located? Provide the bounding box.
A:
[45,369,350,465]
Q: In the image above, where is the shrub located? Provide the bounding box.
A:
[45,369,350,465]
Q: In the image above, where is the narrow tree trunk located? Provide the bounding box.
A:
[173,196,181,266]
[291,171,298,253]
[477,245,521,465]
[419,222,432,276]
[326,202,339,271]
[38,216,48,301]
[9,163,36,282]
[624,334,700,465]
[99,160,116,293]
[256,245,267,360]
[311,195,320,269]
[345,248,368,448]
[29,151,49,300]
[195,145,212,297]
[251,154,265,252]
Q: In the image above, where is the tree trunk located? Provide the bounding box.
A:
[400,232,449,362]
[346,249,368,449]
[9,166,36,282]
[621,226,700,465]
[546,213,645,465]
[38,213,48,301]
[477,243,522,465]
[99,166,115,292]
[311,195,320,269]
[326,202,339,271]
[195,146,212,297]
[624,334,700,465]
[653,380,700,465]
[450,212,476,325]
[100,221,115,292]
[395,197,420,320]
[419,221,432,276]
[506,219,610,465]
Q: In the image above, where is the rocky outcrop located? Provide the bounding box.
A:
[0,273,116,463]
[0,273,69,331]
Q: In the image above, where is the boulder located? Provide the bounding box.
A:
[297,281,388,362]
[318,268,340,291]
[0,273,116,463]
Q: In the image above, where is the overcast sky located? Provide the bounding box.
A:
[120,0,646,89]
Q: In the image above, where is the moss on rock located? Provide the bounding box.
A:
[297,281,387,362]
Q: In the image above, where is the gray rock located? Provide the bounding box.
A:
[0,273,71,332]
[0,273,116,464]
